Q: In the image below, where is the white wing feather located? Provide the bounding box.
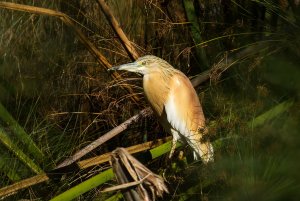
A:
[164,93,190,139]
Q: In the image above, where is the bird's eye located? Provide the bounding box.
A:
[141,61,147,65]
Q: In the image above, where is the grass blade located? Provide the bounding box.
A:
[0,150,21,181]
[0,102,44,162]
[50,169,114,201]
[0,127,43,174]
[248,100,293,128]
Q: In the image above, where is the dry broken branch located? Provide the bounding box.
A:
[110,148,169,201]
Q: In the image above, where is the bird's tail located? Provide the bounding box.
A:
[191,141,214,163]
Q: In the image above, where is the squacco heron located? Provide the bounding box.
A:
[110,55,214,163]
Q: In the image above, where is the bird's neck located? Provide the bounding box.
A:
[143,71,172,117]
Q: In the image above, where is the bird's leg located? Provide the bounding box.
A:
[169,129,179,158]
[169,137,177,158]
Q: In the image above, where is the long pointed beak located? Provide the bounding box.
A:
[108,65,122,71]
[108,62,141,73]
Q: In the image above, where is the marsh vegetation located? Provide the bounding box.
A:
[0,0,299,200]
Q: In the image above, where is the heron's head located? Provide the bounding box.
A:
[109,55,174,75]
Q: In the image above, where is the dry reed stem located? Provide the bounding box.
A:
[0,1,139,104]
[96,0,140,60]
[77,136,171,169]
[110,148,169,200]
[0,173,49,198]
